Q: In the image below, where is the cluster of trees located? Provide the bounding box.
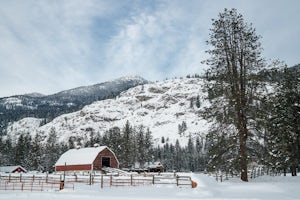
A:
[203,8,299,181]
[0,128,68,172]
[156,135,206,172]
[0,121,207,172]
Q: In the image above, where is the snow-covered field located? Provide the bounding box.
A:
[1,173,299,200]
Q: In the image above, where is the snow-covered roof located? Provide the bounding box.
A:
[55,146,108,166]
[0,165,27,173]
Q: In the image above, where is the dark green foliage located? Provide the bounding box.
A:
[265,67,300,175]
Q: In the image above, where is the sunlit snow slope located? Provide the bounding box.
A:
[6,78,210,146]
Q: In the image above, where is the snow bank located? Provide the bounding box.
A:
[1,173,299,200]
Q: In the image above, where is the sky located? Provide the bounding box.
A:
[0,0,299,97]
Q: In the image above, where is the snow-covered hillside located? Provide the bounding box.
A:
[6,78,210,146]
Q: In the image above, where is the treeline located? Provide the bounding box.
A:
[0,121,206,172]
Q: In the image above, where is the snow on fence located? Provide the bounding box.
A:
[0,174,74,191]
[0,172,193,191]
[210,167,282,182]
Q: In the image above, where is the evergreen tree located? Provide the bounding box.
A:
[195,136,205,171]
[195,95,201,108]
[136,125,146,167]
[121,121,133,168]
[203,8,264,181]
[43,127,60,172]
[187,135,195,171]
[109,127,122,159]
[174,139,182,171]
[144,128,153,163]
[0,135,13,165]
[267,67,300,176]
[22,133,32,169]
[30,133,43,171]
[14,134,25,166]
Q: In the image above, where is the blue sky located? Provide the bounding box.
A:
[0,0,299,97]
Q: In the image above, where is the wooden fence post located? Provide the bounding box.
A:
[130,174,133,186]
[152,175,155,185]
[110,175,112,187]
[176,175,179,186]
[89,173,92,185]
[101,174,103,188]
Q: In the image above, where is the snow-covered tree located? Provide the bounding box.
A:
[121,120,134,168]
[204,8,264,181]
[266,67,300,176]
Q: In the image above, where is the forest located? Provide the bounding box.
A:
[0,120,206,173]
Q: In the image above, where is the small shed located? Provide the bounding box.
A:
[147,162,164,172]
[55,146,119,172]
[0,165,27,173]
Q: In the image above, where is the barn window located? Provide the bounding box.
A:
[102,157,110,167]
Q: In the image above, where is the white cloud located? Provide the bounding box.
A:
[0,0,299,97]
[0,0,121,97]
[101,2,210,81]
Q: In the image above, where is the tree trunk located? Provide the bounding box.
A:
[239,111,248,182]
[290,166,297,176]
[240,130,248,181]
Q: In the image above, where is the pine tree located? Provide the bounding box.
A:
[187,135,195,171]
[22,133,32,169]
[174,139,182,171]
[204,8,264,181]
[144,128,153,163]
[267,67,300,176]
[136,125,145,167]
[195,95,201,108]
[15,134,25,166]
[121,121,133,168]
[43,127,59,172]
[30,133,43,171]
[0,136,13,165]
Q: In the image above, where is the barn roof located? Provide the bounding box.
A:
[55,146,109,166]
[0,165,27,173]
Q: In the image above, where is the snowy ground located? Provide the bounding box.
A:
[0,173,299,200]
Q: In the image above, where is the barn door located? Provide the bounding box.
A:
[102,157,110,167]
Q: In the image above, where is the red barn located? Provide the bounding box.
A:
[55,146,119,172]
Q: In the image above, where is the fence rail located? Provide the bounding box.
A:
[0,173,193,191]
[0,181,71,192]
[210,167,283,182]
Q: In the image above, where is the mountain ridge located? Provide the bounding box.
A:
[0,76,149,133]
[5,77,210,146]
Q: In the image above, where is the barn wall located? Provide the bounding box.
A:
[56,164,91,171]
[93,148,119,170]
